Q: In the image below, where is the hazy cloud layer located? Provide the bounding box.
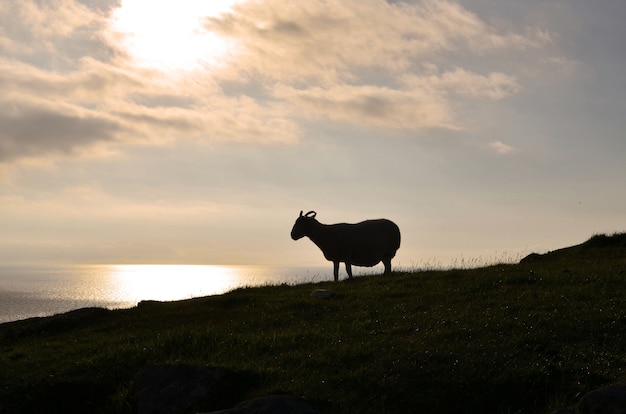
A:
[209,0,549,81]
[208,0,546,131]
[0,0,552,164]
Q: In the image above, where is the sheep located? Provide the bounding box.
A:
[290,210,401,281]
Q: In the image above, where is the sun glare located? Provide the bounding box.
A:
[109,0,242,72]
[108,264,242,301]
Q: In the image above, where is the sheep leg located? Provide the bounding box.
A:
[345,262,353,279]
[383,259,392,274]
[333,261,340,282]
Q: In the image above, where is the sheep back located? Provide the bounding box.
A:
[321,219,400,266]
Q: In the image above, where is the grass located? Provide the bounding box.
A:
[2,233,626,413]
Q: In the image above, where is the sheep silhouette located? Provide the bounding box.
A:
[291,210,401,281]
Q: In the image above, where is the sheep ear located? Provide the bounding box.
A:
[305,211,316,218]
[299,210,303,217]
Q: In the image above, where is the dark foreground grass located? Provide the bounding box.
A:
[2,234,626,413]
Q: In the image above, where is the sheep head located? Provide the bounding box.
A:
[291,210,317,240]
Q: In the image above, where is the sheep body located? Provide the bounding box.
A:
[291,211,401,281]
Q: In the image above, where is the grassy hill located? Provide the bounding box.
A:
[2,233,626,413]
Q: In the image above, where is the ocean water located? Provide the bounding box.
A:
[0,264,341,324]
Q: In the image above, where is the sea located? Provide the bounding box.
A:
[0,264,356,324]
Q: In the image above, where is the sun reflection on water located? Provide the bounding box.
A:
[107,264,242,303]
[0,263,334,323]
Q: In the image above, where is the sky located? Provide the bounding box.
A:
[0,0,625,267]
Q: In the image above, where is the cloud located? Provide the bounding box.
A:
[0,0,304,164]
[208,0,550,83]
[0,59,129,162]
[0,0,111,67]
[489,140,516,155]
[403,67,522,100]
[207,0,546,131]
[0,0,552,164]
[0,94,120,162]
[275,84,456,130]
[0,56,299,164]
[273,66,520,131]
[0,58,146,106]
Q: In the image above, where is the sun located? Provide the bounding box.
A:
[108,0,242,72]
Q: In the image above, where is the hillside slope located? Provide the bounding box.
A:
[1,233,626,413]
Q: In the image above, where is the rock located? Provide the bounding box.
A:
[577,383,626,414]
[202,394,320,414]
[137,300,163,308]
[125,364,256,414]
[520,253,543,264]
[310,289,335,299]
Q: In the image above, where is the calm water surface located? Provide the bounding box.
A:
[0,264,341,323]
